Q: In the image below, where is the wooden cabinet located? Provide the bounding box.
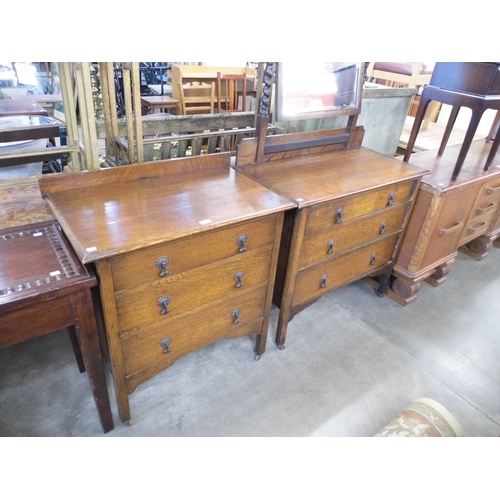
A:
[38,153,294,422]
[234,128,427,347]
[391,140,500,304]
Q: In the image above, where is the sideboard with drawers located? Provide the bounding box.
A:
[390,139,500,304]
[39,153,294,422]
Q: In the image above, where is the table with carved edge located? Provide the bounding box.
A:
[38,152,294,423]
[0,220,114,433]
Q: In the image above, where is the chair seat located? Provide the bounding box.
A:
[373,62,433,76]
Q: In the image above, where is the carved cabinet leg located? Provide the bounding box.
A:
[459,237,493,260]
[425,263,451,287]
[493,237,500,248]
[390,278,422,305]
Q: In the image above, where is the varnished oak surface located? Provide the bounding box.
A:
[234,147,427,208]
[40,158,294,264]
[403,139,500,191]
[0,178,52,230]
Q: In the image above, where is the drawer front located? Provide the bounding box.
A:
[419,188,478,270]
[293,234,398,306]
[460,212,496,245]
[305,180,414,236]
[122,286,267,385]
[299,203,408,270]
[111,216,277,292]
[115,248,272,333]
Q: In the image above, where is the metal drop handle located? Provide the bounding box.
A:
[335,207,343,224]
[158,296,170,315]
[156,256,169,277]
[236,234,247,253]
[159,337,172,354]
[380,221,386,235]
[327,240,335,254]
[387,192,395,206]
[234,271,244,288]
[320,274,327,288]
[232,308,240,324]
[370,254,377,266]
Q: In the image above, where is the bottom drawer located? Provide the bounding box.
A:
[122,285,267,391]
[293,234,399,306]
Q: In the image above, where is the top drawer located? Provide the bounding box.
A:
[111,216,277,292]
[305,180,415,236]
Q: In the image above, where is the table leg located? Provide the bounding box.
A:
[67,325,86,373]
[484,124,500,170]
[451,109,484,181]
[438,105,460,156]
[403,96,433,162]
[70,289,114,433]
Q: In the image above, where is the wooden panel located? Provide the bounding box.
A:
[0,296,73,347]
[293,234,398,306]
[125,319,263,393]
[419,187,479,270]
[122,286,267,385]
[299,203,408,269]
[111,216,276,292]
[305,181,414,236]
[115,248,272,332]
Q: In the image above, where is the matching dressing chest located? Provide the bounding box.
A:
[39,153,294,422]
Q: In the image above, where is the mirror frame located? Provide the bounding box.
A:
[274,62,364,122]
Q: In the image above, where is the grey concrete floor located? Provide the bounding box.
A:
[1,248,500,437]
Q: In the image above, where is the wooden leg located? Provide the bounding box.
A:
[486,110,500,141]
[425,263,451,287]
[254,332,267,360]
[484,123,500,171]
[67,325,86,373]
[70,289,114,433]
[452,110,484,181]
[438,105,460,156]
[390,278,421,305]
[459,237,493,260]
[403,97,433,162]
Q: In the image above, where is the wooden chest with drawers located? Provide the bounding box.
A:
[38,153,294,422]
[234,128,428,347]
[390,140,500,304]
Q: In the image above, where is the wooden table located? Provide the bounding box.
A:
[38,152,294,423]
[0,98,48,117]
[0,220,114,433]
[140,96,179,115]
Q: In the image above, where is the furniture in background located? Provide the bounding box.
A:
[0,98,48,117]
[390,140,500,304]
[0,220,114,433]
[38,153,294,423]
[217,73,247,112]
[404,62,500,181]
[140,95,179,115]
[367,62,438,130]
[177,81,215,115]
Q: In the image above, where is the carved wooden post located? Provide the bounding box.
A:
[255,62,275,163]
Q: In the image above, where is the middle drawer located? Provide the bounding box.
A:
[115,247,273,333]
[298,203,408,270]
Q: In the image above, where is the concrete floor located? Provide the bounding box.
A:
[1,248,500,437]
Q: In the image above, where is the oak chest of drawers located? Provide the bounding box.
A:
[234,129,428,347]
[391,140,500,304]
[39,153,294,422]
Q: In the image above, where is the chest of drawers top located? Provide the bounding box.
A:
[38,153,295,264]
[234,147,428,208]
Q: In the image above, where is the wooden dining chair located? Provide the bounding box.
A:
[216,73,247,113]
[177,81,215,115]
